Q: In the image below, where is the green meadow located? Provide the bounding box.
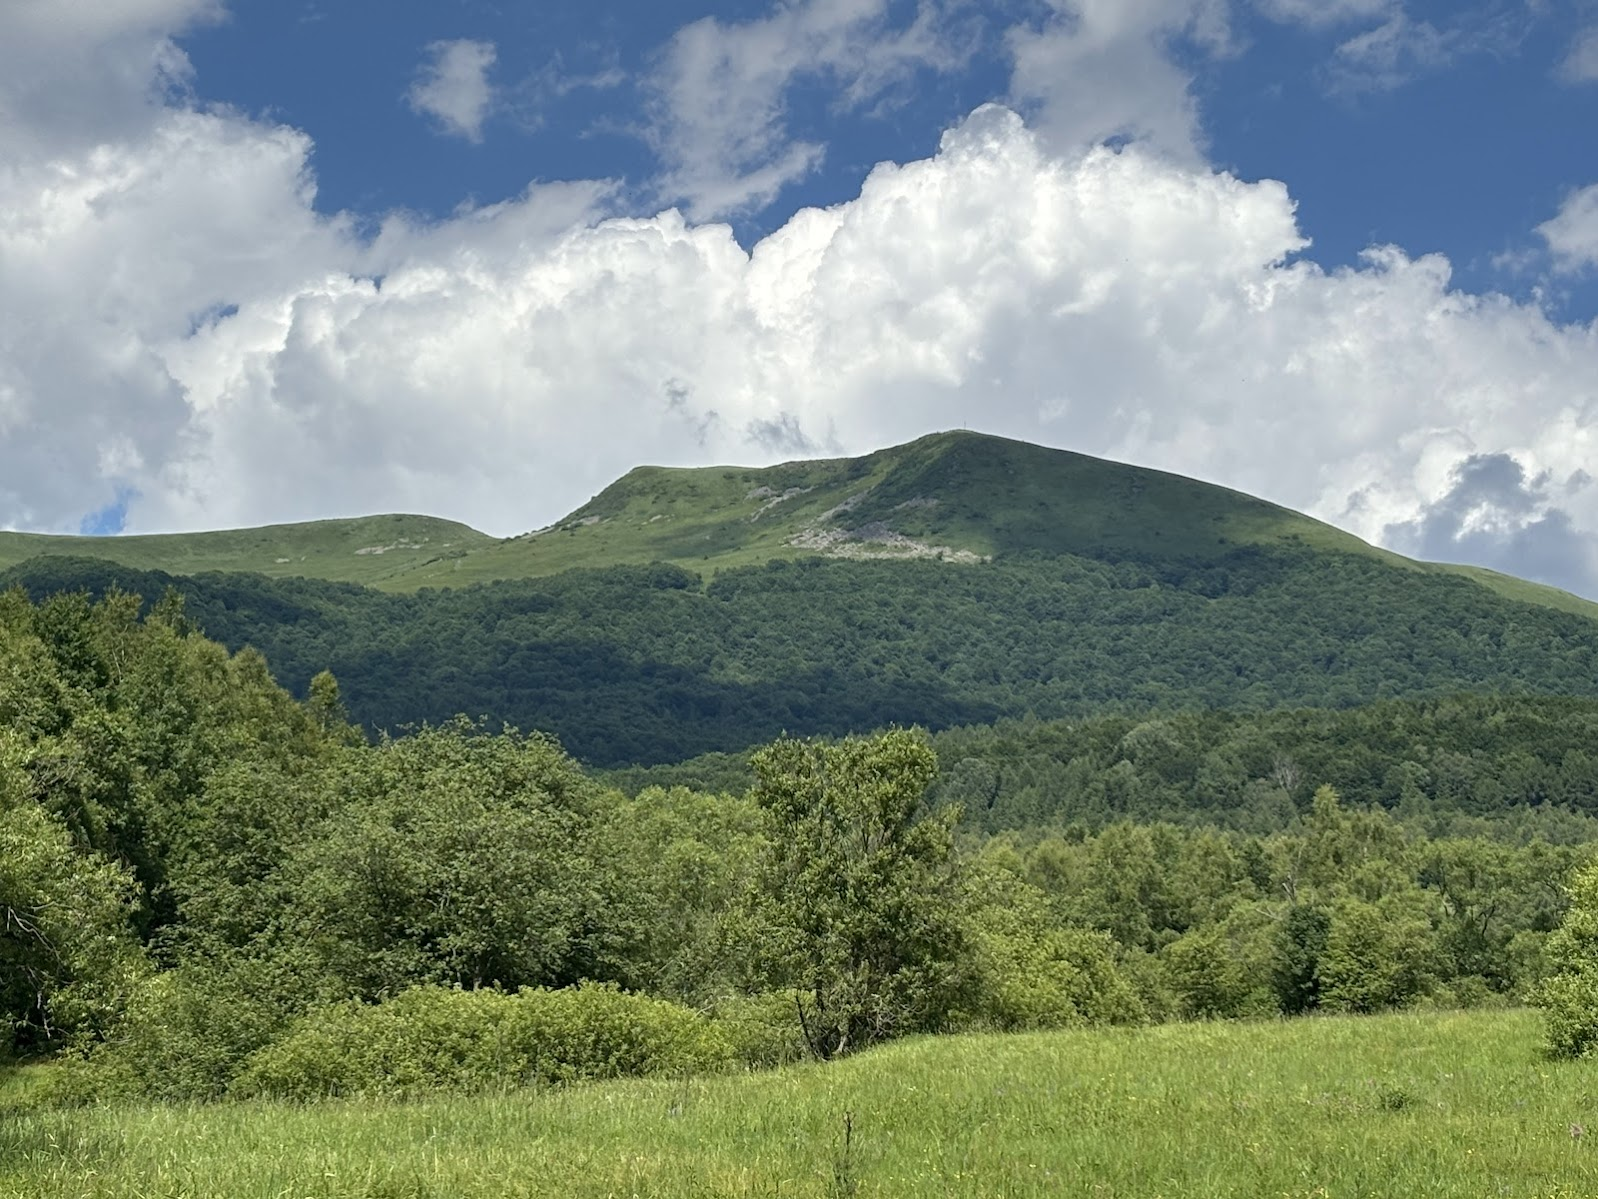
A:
[5,1009,1595,1199]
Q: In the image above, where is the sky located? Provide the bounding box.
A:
[3,1,1598,597]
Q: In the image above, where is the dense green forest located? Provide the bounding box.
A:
[608,696,1598,840]
[6,586,1598,1110]
[7,543,1598,767]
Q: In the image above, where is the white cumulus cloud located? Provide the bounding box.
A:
[0,0,219,157]
[1385,454,1598,598]
[1007,0,1231,166]
[6,2,1598,604]
[645,0,964,219]
[407,39,498,142]
[1540,184,1598,271]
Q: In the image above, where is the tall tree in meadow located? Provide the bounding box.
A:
[750,728,965,1059]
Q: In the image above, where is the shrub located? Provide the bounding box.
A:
[959,852,1146,1031]
[1160,926,1258,1020]
[281,725,612,999]
[1538,862,1598,1059]
[1417,975,1507,1013]
[707,991,810,1068]
[1318,896,1438,1014]
[1540,971,1598,1059]
[0,788,146,1054]
[232,984,735,1101]
[61,962,294,1104]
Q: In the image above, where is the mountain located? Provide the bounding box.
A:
[0,513,494,589]
[6,431,1598,767]
[4,431,1594,619]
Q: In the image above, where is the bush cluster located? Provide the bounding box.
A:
[231,985,734,1100]
[1537,862,1598,1058]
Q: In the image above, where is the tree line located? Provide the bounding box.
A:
[4,587,1598,1103]
[610,696,1598,841]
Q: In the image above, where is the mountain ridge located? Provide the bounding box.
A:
[3,431,1594,621]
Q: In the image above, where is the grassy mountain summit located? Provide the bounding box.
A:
[3,431,1593,619]
[0,513,493,588]
[500,430,1373,574]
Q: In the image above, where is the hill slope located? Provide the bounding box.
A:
[0,514,493,588]
[7,432,1598,767]
[5,432,1594,618]
[10,542,1598,767]
[452,430,1384,583]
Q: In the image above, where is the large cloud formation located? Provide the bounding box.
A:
[4,1,1598,601]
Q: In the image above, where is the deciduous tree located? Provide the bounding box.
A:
[751,728,964,1058]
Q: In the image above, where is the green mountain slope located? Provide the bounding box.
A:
[6,431,1593,619]
[0,513,493,587]
[7,432,1598,768]
[10,542,1598,768]
[444,430,1381,584]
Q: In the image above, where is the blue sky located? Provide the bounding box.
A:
[178,0,1596,309]
[3,0,1598,595]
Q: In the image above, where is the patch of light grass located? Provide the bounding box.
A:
[5,1010,1597,1198]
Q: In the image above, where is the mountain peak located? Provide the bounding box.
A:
[542,429,1368,575]
[2,433,1595,621]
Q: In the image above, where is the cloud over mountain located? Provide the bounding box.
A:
[1384,454,1598,599]
[3,1,1598,600]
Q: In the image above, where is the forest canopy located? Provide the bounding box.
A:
[6,545,1598,767]
[4,586,1598,1101]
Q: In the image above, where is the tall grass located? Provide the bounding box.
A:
[4,1009,1596,1197]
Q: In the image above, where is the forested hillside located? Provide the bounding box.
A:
[3,587,1597,1111]
[9,436,1598,1112]
[7,544,1598,766]
[610,696,1598,840]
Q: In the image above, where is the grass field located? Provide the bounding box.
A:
[4,1009,1596,1198]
